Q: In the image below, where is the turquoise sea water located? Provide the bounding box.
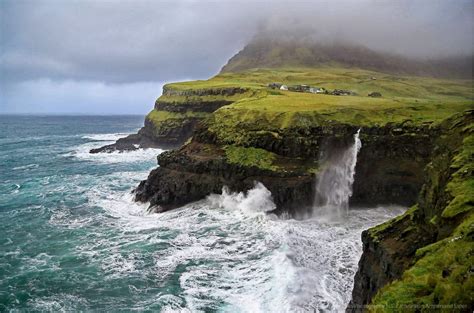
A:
[0,115,403,312]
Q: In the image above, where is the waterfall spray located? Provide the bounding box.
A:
[313,129,362,219]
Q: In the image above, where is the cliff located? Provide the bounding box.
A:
[348,110,473,312]
[129,62,472,308]
[90,84,251,153]
[91,39,472,154]
[132,66,471,213]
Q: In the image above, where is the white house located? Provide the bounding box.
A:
[309,87,325,94]
[280,85,288,91]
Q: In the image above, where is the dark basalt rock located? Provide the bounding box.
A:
[89,123,187,153]
[133,121,437,216]
[162,86,248,97]
[133,142,314,216]
[154,100,233,113]
[346,215,435,312]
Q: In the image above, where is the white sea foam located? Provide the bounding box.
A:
[30,294,89,312]
[207,182,276,214]
[56,137,406,312]
[82,132,132,141]
[82,174,405,312]
[12,163,39,170]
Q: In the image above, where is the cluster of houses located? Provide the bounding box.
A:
[268,83,326,94]
[268,82,382,97]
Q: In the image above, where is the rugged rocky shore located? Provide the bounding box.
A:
[129,65,472,310]
[133,106,472,310]
[97,41,472,309]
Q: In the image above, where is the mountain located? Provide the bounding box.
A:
[221,37,473,79]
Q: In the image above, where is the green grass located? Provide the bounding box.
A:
[163,67,472,100]
[442,131,474,218]
[163,80,260,91]
[154,67,472,145]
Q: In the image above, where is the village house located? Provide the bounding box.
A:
[267,82,334,95]
[309,87,326,94]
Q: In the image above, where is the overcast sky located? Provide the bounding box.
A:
[1,0,472,114]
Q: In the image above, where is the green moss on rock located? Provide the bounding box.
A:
[224,145,279,171]
[366,111,474,311]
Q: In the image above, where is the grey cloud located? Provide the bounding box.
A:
[1,0,473,84]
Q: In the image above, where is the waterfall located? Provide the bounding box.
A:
[313,129,362,219]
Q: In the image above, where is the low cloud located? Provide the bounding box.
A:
[1,0,472,113]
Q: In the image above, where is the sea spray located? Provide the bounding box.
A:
[2,117,406,312]
[207,182,276,214]
[313,129,362,219]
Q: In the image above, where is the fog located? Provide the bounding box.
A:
[1,0,472,114]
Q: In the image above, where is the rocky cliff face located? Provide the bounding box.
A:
[347,110,473,312]
[134,119,437,216]
[90,86,248,153]
[352,124,437,206]
[133,127,316,216]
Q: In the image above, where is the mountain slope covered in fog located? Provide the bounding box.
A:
[221,37,473,79]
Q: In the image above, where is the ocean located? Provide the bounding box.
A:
[0,115,403,312]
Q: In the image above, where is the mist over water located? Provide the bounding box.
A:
[314,130,362,220]
[0,117,403,312]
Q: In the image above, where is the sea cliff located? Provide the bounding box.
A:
[130,64,472,309]
[91,39,473,309]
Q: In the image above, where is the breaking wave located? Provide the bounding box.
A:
[83,178,405,312]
